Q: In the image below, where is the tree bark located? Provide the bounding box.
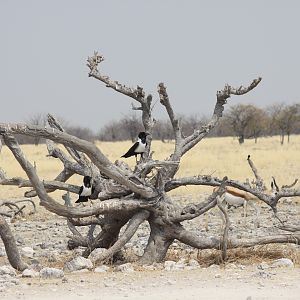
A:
[0,216,28,271]
[139,219,174,264]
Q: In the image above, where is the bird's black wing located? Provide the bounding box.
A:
[75,186,88,203]
[76,196,89,203]
[78,186,84,195]
[121,142,139,158]
[91,185,96,194]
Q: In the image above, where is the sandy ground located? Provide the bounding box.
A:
[2,265,300,300]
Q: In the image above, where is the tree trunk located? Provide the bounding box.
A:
[280,132,285,145]
[139,220,174,264]
[0,216,28,271]
[238,135,244,144]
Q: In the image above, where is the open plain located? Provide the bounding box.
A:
[0,136,299,299]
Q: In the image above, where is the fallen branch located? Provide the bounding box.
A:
[0,215,28,271]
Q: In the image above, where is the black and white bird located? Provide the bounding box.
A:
[121,132,149,162]
[75,176,95,203]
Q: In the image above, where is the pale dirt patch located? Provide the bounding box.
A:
[2,266,300,300]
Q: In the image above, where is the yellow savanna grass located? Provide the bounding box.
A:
[1,135,300,200]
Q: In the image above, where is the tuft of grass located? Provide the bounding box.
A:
[165,244,300,267]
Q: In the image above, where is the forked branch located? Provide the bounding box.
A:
[0,125,156,198]
[182,77,262,155]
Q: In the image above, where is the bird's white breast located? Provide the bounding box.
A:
[135,139,146,153]
[81,186,92,196]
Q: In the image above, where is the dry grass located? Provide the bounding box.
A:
[165,244,300,267]
[1,135,300,199]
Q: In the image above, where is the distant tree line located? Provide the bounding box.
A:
[8,103,300,145]
[98,103,300,145]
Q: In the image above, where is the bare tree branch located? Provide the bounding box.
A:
[277,224,300,233]
[282,179,298,189]
[166,174,300,210]
[169,177,228,223]
[175,226,300,250]
[25,167,75,197]
[217,195,230,261]
[247,154,266,190]
[87,52,145,103]
[0,176,80,194]
[94,210,150,264]
[182,77,262,155]
[158,83,180,133]
[87,52,155,160]
[0,125,156,198]
[1,134,157,218]
[0,215,28,271]
[69,217,104,227]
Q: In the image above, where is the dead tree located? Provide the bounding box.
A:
[0,52,299,265]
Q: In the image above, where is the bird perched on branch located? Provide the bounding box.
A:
[121,132,149,162]
[75,176,95,203]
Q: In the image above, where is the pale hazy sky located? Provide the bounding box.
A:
[1,0,299,130]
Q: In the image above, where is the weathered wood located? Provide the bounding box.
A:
[0,128,156,199]
[93,210,150,263]
[0,215,28,271]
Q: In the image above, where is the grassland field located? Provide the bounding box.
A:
[0,135,300,201]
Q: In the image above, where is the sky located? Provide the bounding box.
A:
[1,0,300,131]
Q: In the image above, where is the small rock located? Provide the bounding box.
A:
[246,296,252,300]
[62,277,68,283]
[94,265,110,273]
[22,269,39,278]
[226,263,238,269]
[271,258,294,268]
[40,267,64,279]
[39,242,50,249]
[163,260,186,271]
[187,259,200,269]
[164,260,176,271]
[142,264,159,271]
[255,271,271,279]
[115,263,134,273]
[167,279,176,285]
[257,262,270,270]
[0,286,6,292]
[0,265,16,276]
[47,252,58,262]
[88,248,108,263]
[258,281,265,287]
[64,256,93,272]
[21,247,34,258]
[132,246,144,257]
[215,273,221,278]
[104,281,116,287]
[208,264,220,270]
